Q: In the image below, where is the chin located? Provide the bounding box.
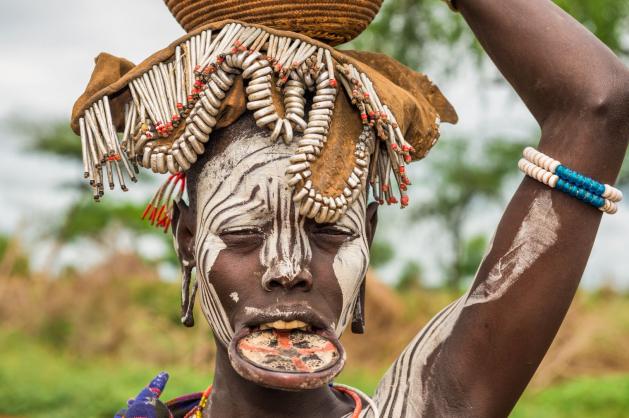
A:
[227,305,346,391]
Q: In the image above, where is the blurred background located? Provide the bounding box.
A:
[0,1,628,417]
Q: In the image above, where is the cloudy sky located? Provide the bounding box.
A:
[0,0,627,288]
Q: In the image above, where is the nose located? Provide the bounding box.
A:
[262,268,313,292]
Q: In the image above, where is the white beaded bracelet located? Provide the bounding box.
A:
[518,154,620,215]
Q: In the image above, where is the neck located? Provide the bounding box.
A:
[205,345,354,418]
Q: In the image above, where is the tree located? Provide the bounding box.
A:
[13,120,177,273]
[411,138,527,289]
[350,0,629,69]
[351,0,629,289]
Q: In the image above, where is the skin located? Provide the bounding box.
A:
[169,0,629,416]
[173,115,377,417]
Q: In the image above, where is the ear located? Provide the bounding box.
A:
[172,199,196,263]
[351,202,379,334]
[365,202,379,248]
[172,199,198,327]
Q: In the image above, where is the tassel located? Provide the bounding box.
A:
[141,172,186,233]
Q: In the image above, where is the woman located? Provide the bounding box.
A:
[71,0,629,416]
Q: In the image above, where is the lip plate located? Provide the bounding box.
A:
[229,305,346,391]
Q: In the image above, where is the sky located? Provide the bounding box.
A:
[0,0,627,288]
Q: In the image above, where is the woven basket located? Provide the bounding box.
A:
[164,0,383,46]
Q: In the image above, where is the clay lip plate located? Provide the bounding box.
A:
[228,305,346,391]
[237,328,340,373]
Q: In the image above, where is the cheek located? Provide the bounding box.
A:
[207,246,265,317]
[312,238,369,336]
[195,233,264,346]
[333,241,369,303]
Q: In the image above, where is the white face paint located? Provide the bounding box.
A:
[466,189,560,306]
[193,127,370,346]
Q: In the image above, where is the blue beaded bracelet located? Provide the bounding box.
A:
[555,178,606,208]
[555,165,606,197]
[523,147,623,203]
[518,153,622,215]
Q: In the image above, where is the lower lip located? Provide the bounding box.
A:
[228,327,346,391]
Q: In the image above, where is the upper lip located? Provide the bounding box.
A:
[241,304,329,331]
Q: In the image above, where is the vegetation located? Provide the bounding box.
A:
[2,1,628,416]
[0,261,628,417]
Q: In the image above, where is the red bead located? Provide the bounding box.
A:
[401,196,410,206]
[405,155,412,163]
[391,143,398,150]
[330,79,337,87]
[361,113,367,120]
[399,166,406,174]
[388,196,398,204]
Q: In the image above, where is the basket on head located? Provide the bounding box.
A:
[164,0,384,46]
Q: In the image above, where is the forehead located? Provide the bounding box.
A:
[192,125,367,230]
[195,129,295,201]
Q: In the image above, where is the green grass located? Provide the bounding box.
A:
[1,330,628,418]
[511,375,629,418]
[0,331,210,418]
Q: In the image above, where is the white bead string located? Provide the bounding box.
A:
[77,23,417,219]
[518,158,618,214]
[523,147,623,203]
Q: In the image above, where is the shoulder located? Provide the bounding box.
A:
[163,392,203,418]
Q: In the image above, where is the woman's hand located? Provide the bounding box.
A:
[114,372,171,418]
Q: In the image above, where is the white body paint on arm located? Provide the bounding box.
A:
[466,189,560,306]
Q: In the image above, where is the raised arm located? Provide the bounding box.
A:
[373,1,629,417]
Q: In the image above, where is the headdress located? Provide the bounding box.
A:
[70,0,457,227]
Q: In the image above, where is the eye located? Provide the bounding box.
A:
[219,226,265,249]
[309,224,357,247]
[220,226,263,236]
[314,225,355,236]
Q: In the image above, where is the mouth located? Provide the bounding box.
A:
[228,306,345,391]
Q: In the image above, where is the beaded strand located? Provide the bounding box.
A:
[186,384,363,418]
[523,147,623,202]
[518,154,621,214]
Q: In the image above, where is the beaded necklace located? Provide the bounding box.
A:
[185,384,363,418]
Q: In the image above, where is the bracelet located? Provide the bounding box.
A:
[518,147,623,214]
[523,147,623,202]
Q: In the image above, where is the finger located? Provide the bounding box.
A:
[148,371,169,396]
[135,371,170,401]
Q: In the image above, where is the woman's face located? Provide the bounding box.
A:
[178,116,376,390]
